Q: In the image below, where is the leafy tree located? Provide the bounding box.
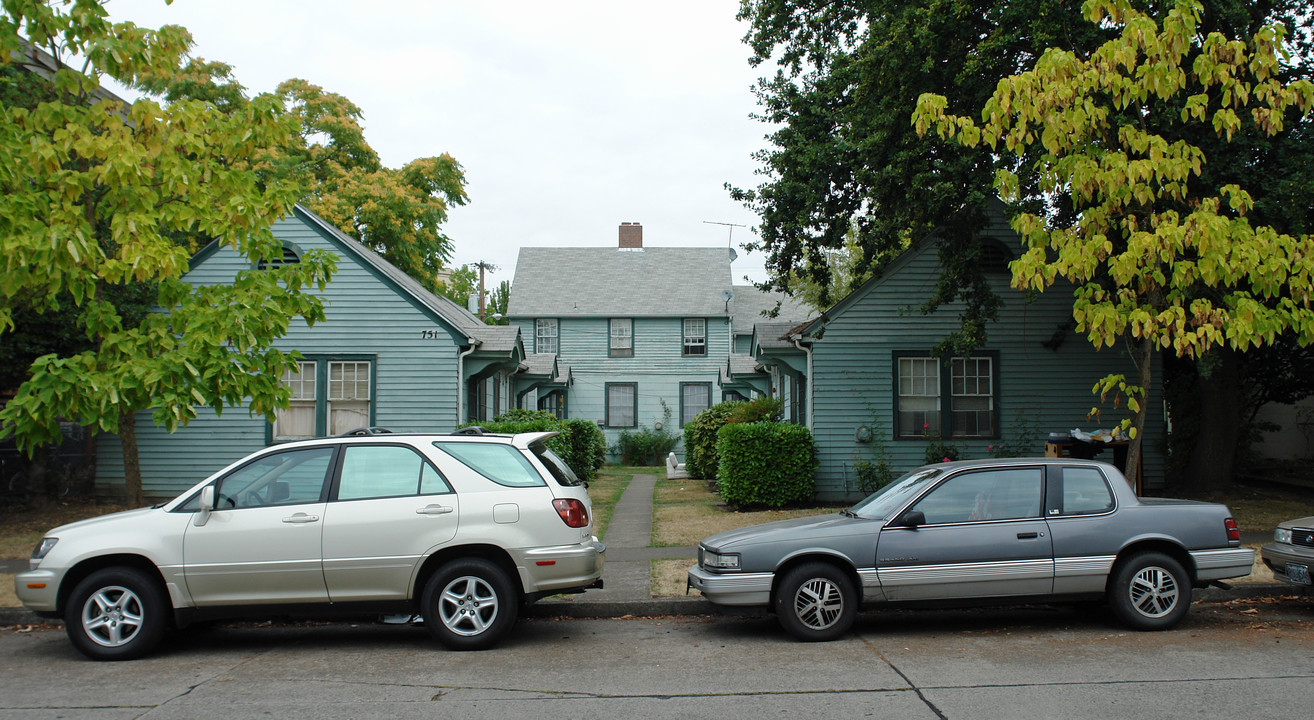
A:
[486,280,511,324]
[0,0,335,504]
[435,263,478,307]
[913,0,1314,485]
[733,0,1111,351]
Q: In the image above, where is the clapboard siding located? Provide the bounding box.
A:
[96,213,467,499]
[808,238,1165,501]
[514,315,732,454]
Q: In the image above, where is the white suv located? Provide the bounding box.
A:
[15,428,605,660]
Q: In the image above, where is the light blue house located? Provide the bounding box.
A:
[757,206,1166,501]
[96,205,531,499]
[506,223,812,455]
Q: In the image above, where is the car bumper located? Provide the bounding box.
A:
[1260,543,1314,585]
[1190,547,1255,582]
[14,568,60,613]
[687,565,773,606]
[514,537,606,594]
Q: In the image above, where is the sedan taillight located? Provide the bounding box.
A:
[553,498,589,528]
[1224,517,1240,542]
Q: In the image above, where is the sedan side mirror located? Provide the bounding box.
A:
[194,485,215,527]
[895,509,926,528]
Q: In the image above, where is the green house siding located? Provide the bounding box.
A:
[95,212,470,499]
[807,241,1165,502]
[513,315,731,455]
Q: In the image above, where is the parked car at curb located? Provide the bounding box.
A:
[689,458,1253,641]
[15,428,605,660]
[1260,516,1314,586]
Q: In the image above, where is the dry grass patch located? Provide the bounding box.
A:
[591,504,616,542]
[0,501,131,560]
[652,503,836,547]
[652,559,698,597]
[0,574,18,608]
[585,481,626,507]
[654,478,718,504]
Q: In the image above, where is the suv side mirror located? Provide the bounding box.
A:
[194,485,215,527]
[895,509,926,528]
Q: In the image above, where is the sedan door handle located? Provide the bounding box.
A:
[416,505,454,516]
[1017,532,1039,539]
[282,513,320,524]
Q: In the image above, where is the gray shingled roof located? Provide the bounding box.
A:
[295,206,494,344]
[507,247,735,317]
[754,321,804,350]
[728,353,760,375]
[521,353,557,376]
[731,284,815,335]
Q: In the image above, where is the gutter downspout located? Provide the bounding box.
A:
[456,339,477,425]
[793,336,813,430]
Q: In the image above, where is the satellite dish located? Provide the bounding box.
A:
[729,248,739,262]
[721,289,735,303]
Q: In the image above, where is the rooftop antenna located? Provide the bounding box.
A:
[703,220,746,248]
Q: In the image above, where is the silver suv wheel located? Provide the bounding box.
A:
[438,575,500,637]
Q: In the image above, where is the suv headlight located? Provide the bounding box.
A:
[31,537,58,565]
[701,549,740,570]
[1275,527,1292,544]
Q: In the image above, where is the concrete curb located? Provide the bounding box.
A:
[3,584,1306,628]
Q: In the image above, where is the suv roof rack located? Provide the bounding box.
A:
[451,426,490,436]
[338,426,393,437]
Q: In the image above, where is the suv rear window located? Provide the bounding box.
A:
[531,442,582,486]
[433,442,547,488]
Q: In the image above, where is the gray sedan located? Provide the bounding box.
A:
[1260,516,1314,586]
[688,458,1253,641]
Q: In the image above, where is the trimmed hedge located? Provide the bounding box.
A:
[683,401,742,479]
[715,421,817,508]
[459,411,606,482]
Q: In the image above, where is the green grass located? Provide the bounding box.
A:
[585,473,632,541]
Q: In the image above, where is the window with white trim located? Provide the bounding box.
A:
[895,353,996,439]
[681,383,711,425]
[274,358,374,441]
[535,318,558,354]
[683,318,706,356]
[274,361,317,441]
[609,318,633,357]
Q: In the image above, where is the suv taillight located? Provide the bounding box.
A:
[1224,517,1240,542]
[553,498,589,528]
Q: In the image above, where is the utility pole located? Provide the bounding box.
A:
[473,260,498,319]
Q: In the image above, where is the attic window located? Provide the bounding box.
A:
[258,246,301,269]
[978,240,1012,273]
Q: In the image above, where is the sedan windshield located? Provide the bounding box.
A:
[848,467,945,519]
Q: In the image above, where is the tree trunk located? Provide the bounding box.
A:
[1181,349,1244,493]
[1125,335,1153,494]
[119,411,143,506]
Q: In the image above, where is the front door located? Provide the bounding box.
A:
[183,446,336,606]
[876,466,1053,601]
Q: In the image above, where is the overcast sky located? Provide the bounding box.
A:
[104,0,775,291]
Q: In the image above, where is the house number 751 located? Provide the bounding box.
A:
[420,330,442,339]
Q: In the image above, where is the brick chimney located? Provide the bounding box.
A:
[619,222,643,249]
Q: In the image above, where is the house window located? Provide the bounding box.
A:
[538,391,565,419]
[683,318,706,356]
[605,383,637,427]
[328,361,371,435]
[681,383,711,426]
[274,358,374,441]
[274,361,317,441]
[610,318,633,357]
[950,357,994,437]
[895,353,996,439]
[536,318,558,354]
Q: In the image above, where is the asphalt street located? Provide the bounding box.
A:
[2,596,1312,719]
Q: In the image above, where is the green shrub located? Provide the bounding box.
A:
[683,401,743,479]
[458,411,606,482]
[851,459,893,494]
[611,401,680,466]
[727,396,783,423]
[716,422,817,508]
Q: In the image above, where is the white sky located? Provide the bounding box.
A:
[103,0,774,291]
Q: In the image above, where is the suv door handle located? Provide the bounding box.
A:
[416,505,454,516]
[282,513,320,524]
